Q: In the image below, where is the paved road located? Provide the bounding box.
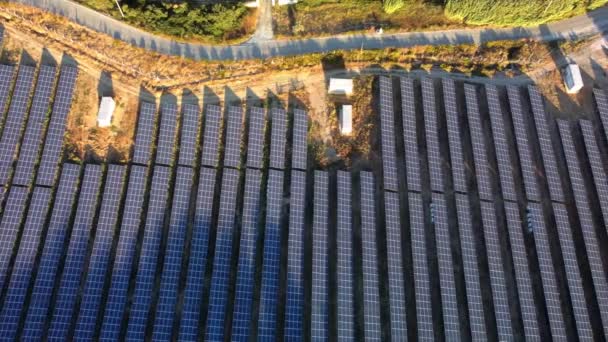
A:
[10,0,608,61]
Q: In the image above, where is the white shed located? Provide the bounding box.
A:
[339,105,353,135]
[97,97,116,128]
[328,78,354,96]
[563,63,584,94]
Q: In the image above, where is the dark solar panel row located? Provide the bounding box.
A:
[528,86,565,203]
[258,170,284,340]
[528,203,567,340]
[223,106,243,168]
[311,171,329,341]
[379,76,399,192]
[0,186,29,290]
[123,166,172,341]
[152,166,194,341]
[464,84,493,201]
[132,102,157,166]
[178,167,216,340]
[204,168,239,341]
[421,78,445,193]
[507,86,540,202]
[22,163,80,340]
[246,107,265,169]
[442,79,467,193]
[486,85,517,202]
[12,65,56,186]
[579,120,608,228]
[336,171,354,340]
[409,192,433,341]
[36,66,78,187]
[155,104,179,167]
[231,169,262,339]
[178,103,201,168]
[400,78,421,192]
[454,194,487,341]
[383,191,407,341]
[292,109,308,171]
[48,165,102,340]
[74,165,126,340]
[270,108,288,170]
[0,65,15,128]
[201,104,222,168]
[284,170,306,340]
[359,173,381,341]
[593,88,608,144]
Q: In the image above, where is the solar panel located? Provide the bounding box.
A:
[178,103,201,168]
[155,103,179,166]
[269,108,288,170]
[335,171,354,340]
[284,170,306,340]
[464,84,493,201]
[22,163,80,340]
[503,202,540,340]
[311,171,329,341]
[223,106,243,168]
[400,78,422,192]
[74,165,126,341]
[379,76,399,192]
[132,102,157,166]
[528,86,565,202]
[479,201,513,341]
[231,169,262,339]
[0,187,51,338]
[486,85,517,202]
[246,107,266,169]
[454,194,487,341]
[384,191,407,341]
[122,166,172,341]
[200,104,222,167]
[442,79,467,194]
[408,192,433,340]
[422,78,445,192]
[507,86,540,202]
[12,65,56,186]
[528,203,567,340]
[204,168,239,341]
[552,203,594,341]
[0,186,29,290]
[0,64,15,128]
[0,65,35,185]
[593,88,608,146]
[36,66,78,187]
[580,120,608,228]
[292,109,308,171]
[47,165,102,341]
[178,167,216,341]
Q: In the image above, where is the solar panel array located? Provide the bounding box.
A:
[0,64,15,128]
[178,103,201,167]
[292,109,308,171]
[443,78,467,193]
[155,103,179,166]
[311,171,329,341]
[400,78,421,192]
[12,65,56,186]
[223,106,243,168]
[201,104,222,168]
[270,108,288,170]
[379,76,399,192]
[36,66,78,187]
[593,88,608,143]
[0,186,29,290]
[464,84,493,201]
[132,102,157,166]
[580,120,608,227]
[421,78,445,192]
[336,171,354,340]
[246,107,265,169]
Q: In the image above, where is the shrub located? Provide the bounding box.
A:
[383,0,405,14]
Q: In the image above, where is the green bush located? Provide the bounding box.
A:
[383,0,405,13]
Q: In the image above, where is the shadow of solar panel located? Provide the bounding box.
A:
[442,79,467,194]
[580,120,608,228]
[270,108,287,170]
[311,171,328,341]
[400,78,421,192]
[201,104,222,168]
[247,107,265,169]
[336,171,354,340]
[178,103,201,168]
[155,103,179,166]
[132,102,157,166]
[0,64,15,129]
[421,78,444,193]
[223,106,244,169]
[379,76,399,192]
[292,109,308,171]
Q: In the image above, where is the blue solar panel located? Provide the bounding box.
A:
[223,106,243,168]
[594,88,608,146]
[178,167,216,341]
[152,166,194,341]
[231,169,262,340]
[283,170,306,341]
[178,103,201,167]
[311,171,328,340]
[258,170,284,340]
[155,103,179,166]
[336,171,354,340]
[96,165,148,340]
[36,66,78,187]
[200,104,222,167]
[74,165,126,341]
[0,64,15,128]
[122,166,172,341]
[0,186,29,290]
[379,76,399,192]
[130,102,157,166]
[464,84,493,201]
[204,168,239,341]
[12,65,56,186]
[422,78,445,193]
[22,163,80,340]
[0,65,35,185]
[292,109,308,171]
[400,78,422,192]
[47,165,102,341]
[442,78,467,194]
[580,120,608,228]
[384,191,407,341]
[269,108,287,170]
[0,187,51,339]
[246,107,266,169]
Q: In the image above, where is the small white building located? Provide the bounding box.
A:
[328,78,354,96]
[97,97,116,128]
[563,63,584,94]
[339,105,353,135]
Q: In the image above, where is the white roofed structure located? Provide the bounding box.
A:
[329,78,354,96]
[97,97,116,128]
[563,63,583,94]
[339,105,353,135]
